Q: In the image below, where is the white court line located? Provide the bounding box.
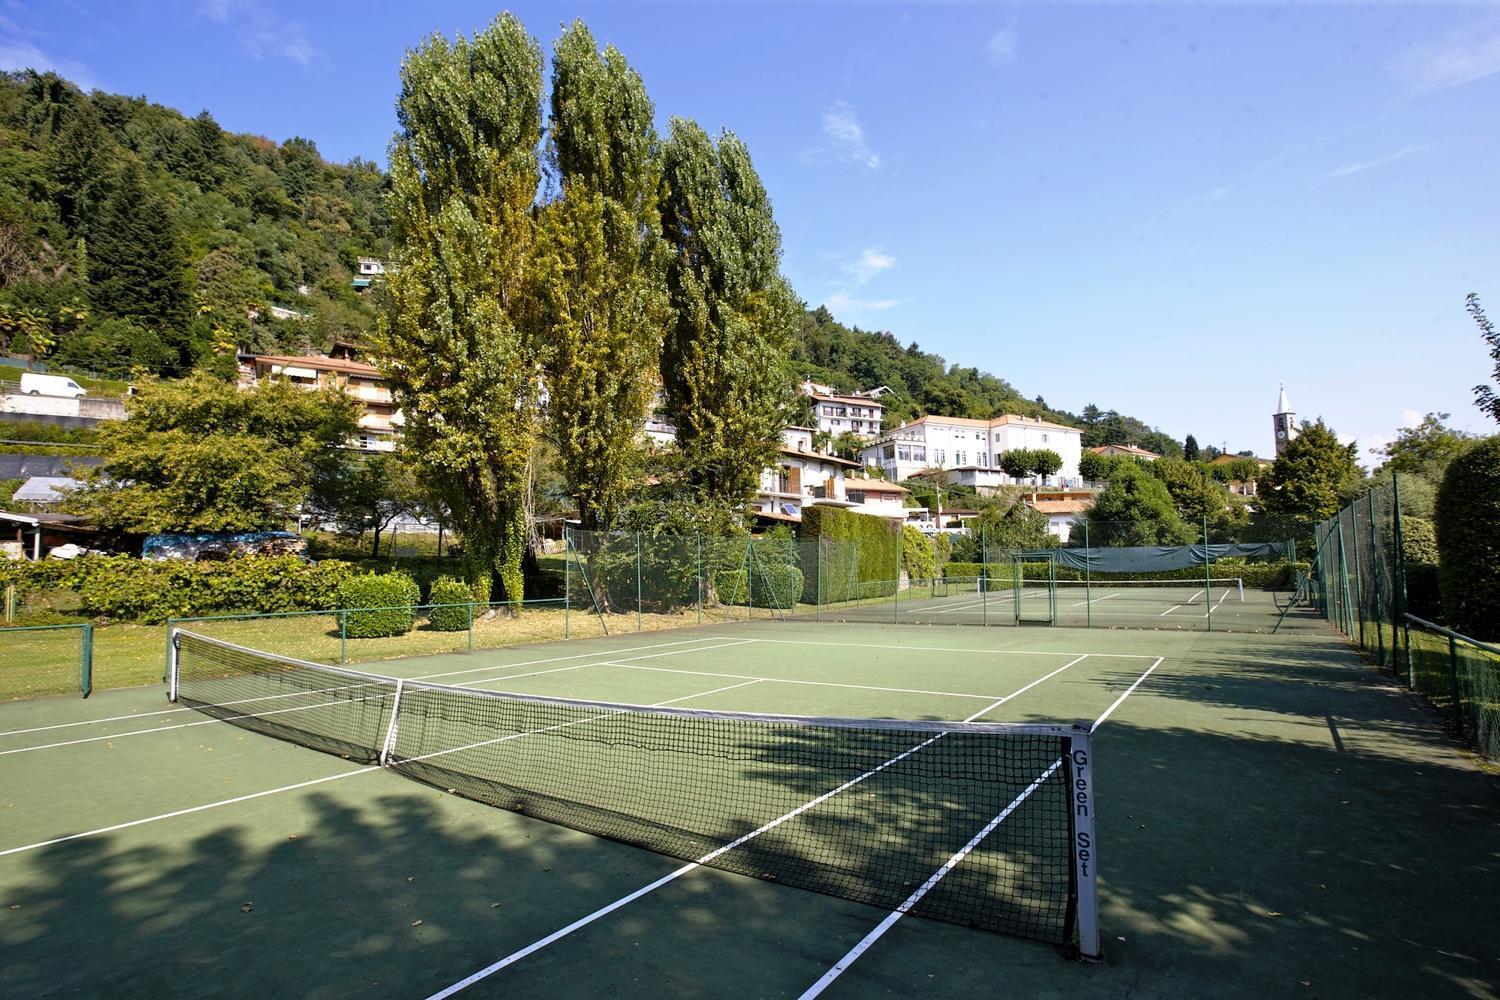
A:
[741,635,1159,658]
[421,654,1091,1000]
[1066,593,1120,609]
[0,640,756,757]
[592,661,1015,703]
[0,634,733,739]
[798,653,1166,996]
[797,759,1066,999]
[0,675,763,859]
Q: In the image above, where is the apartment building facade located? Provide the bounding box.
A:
[861,413,1084,487]
[799,380,887,439]
[237,354,401,452]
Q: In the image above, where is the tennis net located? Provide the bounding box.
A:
[1051,577,1245,603]
[168,628,1100,957]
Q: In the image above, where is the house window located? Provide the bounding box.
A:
[956,450,966,465]
[911,447,925,462]
[934,449,945,464]
[978,453,988,467]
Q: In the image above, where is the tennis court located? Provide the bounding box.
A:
[2,617,1498,998]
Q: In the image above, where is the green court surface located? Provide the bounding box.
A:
[2,619,1497,998]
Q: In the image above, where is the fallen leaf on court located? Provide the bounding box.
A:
[406,877,415,882]
[490,903,501,908]
[240,903,253,913]
[9,904,19,911]
[1267,911,1283,917]
[1301,982,1312,987]
[411,919,423,927]
[288,834,298,840]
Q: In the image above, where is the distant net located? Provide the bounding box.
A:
[1052,577,1245,604]
[169,629,1098,952]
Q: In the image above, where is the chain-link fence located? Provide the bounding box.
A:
[0,622,92,699]
[1305,475,1500,762]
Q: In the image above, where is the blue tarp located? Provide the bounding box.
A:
[1017,542,1289,574]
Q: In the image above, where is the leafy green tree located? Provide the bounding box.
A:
[306,451,423,557]
[87,161,191,361]
[1033,448,1062,484]
[950,494,1052,557]
[376,15,545,603]
[999,447,1035,481]
[1078,449,1114,482]
[659,117,796,521]
[1375,412,1477,482]
[1435,436,1500,639]
[1080,463,1196,546]
[1184,434,1200,461]
[70,371,359,532]
[1260,420,1363,524]
[535,21,670,532]
[1468,293,1500,424]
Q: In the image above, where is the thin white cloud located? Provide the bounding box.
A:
[1391,21,1500,94]
[199,0,318,66]
[1202,185,1233,204]
[1327,144,1425,178]
[0,41,96,90]
[987,25,1017,66]
[844,248,895,284]
[809,101,881,170]
[827,292,901,315]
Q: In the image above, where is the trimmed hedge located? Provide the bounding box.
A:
[0,554,353,624]
[797,506,899,603]
[338,573,421,638]
[427,578,472,632]
[1435,438,1500,639]
[714,565,803,609]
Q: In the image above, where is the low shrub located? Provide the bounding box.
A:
[427,578,472,632]
[338,573,420,638]
[0,554,354,623]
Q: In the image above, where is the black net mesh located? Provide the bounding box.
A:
[172,630,1081,945]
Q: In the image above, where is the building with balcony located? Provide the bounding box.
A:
[799,379,887,440]
[861,414,1084,487]
[237,353,401,452]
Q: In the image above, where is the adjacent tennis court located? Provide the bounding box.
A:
[2,617,1497,998]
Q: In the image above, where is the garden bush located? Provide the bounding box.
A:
[0,554,353,623]
[338,573,421,638]
[427,578,472,632]
[713,565,803,609]
[900,525,936,583]
[1435,438,1500,639]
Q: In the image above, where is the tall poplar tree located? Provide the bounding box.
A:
[659,118,796,521]
[535,21,669,531]
[375,15,544,603]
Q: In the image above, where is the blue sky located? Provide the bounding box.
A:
[4,1,1498,463]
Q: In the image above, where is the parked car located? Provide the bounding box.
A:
[19,373,87,398]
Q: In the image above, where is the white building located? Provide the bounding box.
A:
[752,427,864,521]
[1025,497,1093,544]
[799,380,886,439]
[861,414,1084,487]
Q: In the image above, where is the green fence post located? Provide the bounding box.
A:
[1084,521,1092,629]
[163,616,175,684]
[893,526,901,624]
[1334,516,1352,637]
[1402,616,1415,690]
[1203,514,1213,633]
[339,609,348,665]
[695,532,703,626]
[1349,505,1366,649]
[1367,490,1385,666]
[1392,474,1409,682]
[814,538,821,623]
[467,601,474,654]
[635,532,643,633]
[745,536,754,621]
[1447,634,1465,740]
[565,532,571,640]
[80,623,93,698]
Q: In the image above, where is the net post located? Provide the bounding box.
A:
[1203,514,1212,633]
[378,678,406,768]
[1067,721,1101,961]
[80,622,92,699]
[852,538,860,608]
[166,628,181,703]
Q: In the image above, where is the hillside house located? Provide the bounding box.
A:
[237,354,401,452]
[862,414,1084,487]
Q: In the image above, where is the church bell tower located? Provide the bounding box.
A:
[1273,384,1297,456]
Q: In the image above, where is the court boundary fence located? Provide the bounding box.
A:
[2,621,92,697]
[1301,474,1500,761]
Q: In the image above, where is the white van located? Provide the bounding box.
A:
[18,373,87,398]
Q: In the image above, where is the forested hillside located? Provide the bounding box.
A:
[0,69,1180,456]
[0,71,389,377]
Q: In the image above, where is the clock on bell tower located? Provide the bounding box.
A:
[1272,384,1296,457]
